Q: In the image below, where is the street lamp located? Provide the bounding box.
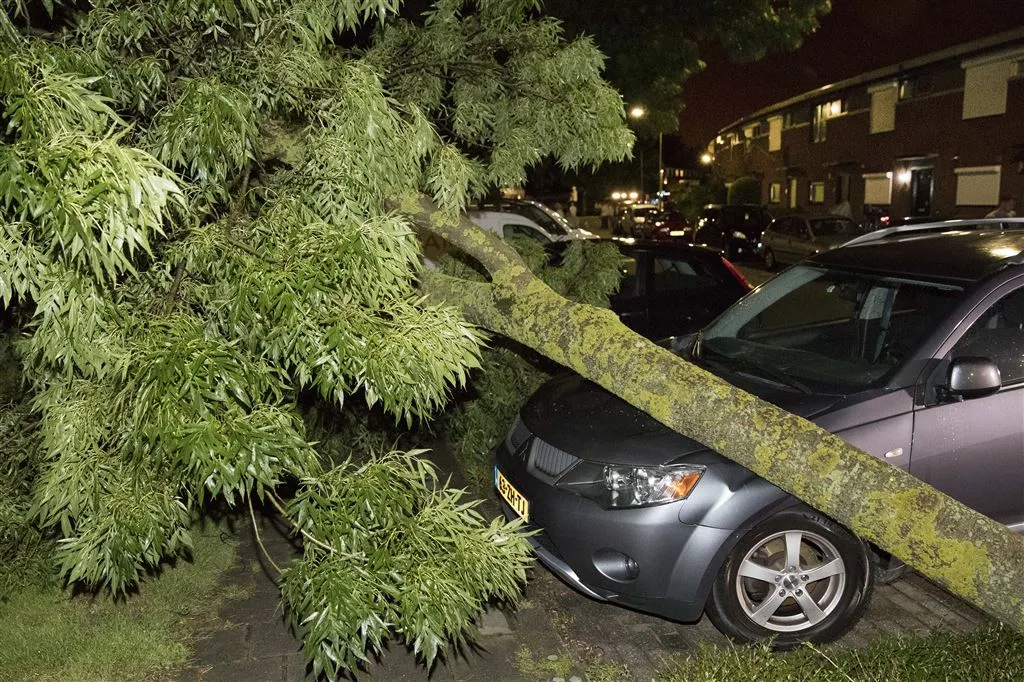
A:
[629,106,646,196]
[629,105,665,203]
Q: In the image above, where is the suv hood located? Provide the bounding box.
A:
[521,369,842,467]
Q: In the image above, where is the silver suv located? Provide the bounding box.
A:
[495,219,1024,648]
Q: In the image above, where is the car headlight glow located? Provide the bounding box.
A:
[732,230,747,240]
[558,462,704,509]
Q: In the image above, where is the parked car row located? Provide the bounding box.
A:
[495,218,1024,649]
[758,215,862,269]
[614,204,691,241]
[692,204,773,261]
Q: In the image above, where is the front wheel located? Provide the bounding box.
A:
[705,510,872,649]
[762,248,777,270]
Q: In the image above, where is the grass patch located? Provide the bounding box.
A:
[514,646,629,682]
[0,521,241,682]
[514,647,576,679]
[658,626,1024,681]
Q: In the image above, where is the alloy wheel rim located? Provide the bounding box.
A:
[733,529,847,633]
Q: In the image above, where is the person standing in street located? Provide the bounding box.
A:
[986,195,1017,218]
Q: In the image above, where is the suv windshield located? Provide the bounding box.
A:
[697,265,964,392]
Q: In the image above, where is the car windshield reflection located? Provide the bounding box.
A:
[698,265,965,392]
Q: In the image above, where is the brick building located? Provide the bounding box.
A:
[706,28,1024,221]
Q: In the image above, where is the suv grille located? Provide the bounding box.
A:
[531,438,579,478]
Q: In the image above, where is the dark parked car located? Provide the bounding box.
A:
[759,215,863,269]
[496,219,1024,648]
[692,204,772,260]
[606,239,750,340]
[627,210,692,241]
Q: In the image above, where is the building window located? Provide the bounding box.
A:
[812,99,844,143]
[768,116,783,152]
[809,182,826,204]
[954,165,1002,206]
[898,78,915,100]
[869,82,897,134]
[769,182,782,203]
[962,50,1022,119]
[863,172,893,205]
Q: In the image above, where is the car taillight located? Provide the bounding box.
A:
[721,256,751,290]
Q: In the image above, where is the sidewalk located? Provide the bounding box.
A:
[171,446,992,682]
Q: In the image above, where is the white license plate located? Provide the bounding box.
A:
[495,467,529,522]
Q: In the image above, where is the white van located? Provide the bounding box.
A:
[420,200,595,266]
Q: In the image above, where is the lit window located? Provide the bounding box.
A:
[768,116,783,151]
[869,82,897,134]
[898,78,915,100]
[954,166,1002,206]
[863,172,892,205]
[962,52,1020,119]
[809,182,826,204]
[769,182,782,203]
[811,99,843,143]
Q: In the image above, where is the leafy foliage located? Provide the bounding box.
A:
[440,239,624,490]
[281,452,531,677]
[727,176,763,206]
[0,0,631,673]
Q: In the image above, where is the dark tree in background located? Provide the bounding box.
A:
[537,0,831,201]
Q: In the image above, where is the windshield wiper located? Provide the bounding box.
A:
[699,345,813,394]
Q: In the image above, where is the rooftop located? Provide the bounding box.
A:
[714,27,1024,139]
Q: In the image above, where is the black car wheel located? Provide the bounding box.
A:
[706,510,873,649]
[762,248,777,270]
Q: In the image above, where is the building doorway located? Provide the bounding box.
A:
[910,168,934,216]
[788,177,799,209]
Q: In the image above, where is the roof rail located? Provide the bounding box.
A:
[842,217,1024,248]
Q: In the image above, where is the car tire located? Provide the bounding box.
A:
[763,248,777,270]
[705,509,873,650]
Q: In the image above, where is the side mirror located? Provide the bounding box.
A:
[947,356,1001,399]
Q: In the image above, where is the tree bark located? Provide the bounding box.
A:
[398,194,1024,632]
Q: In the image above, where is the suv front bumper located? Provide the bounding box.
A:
[494,442,739,623]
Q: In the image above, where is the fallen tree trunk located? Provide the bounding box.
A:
[400,194,1024,632]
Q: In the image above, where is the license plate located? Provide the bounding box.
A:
[495,467,529,522]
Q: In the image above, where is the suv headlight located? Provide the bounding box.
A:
[557,462,704,509]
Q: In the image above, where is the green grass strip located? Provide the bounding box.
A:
[659,626,1024,682]
[0,522,240,682]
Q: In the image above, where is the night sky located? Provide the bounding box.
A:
[676,0,1024,148]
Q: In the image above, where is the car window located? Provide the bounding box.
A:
[508,204,570,236]
[651,257,721,293]
[702,266,964,392]
[723,207,767,228]
[503,223,549,242]
[810,218,859,237]
[952,288,1024,384]
[617,256,641,297]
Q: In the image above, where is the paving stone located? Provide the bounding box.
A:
[249,618,303,659]
[190,624,250,665]
[195,657,287,682]
[476,606,513,636]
